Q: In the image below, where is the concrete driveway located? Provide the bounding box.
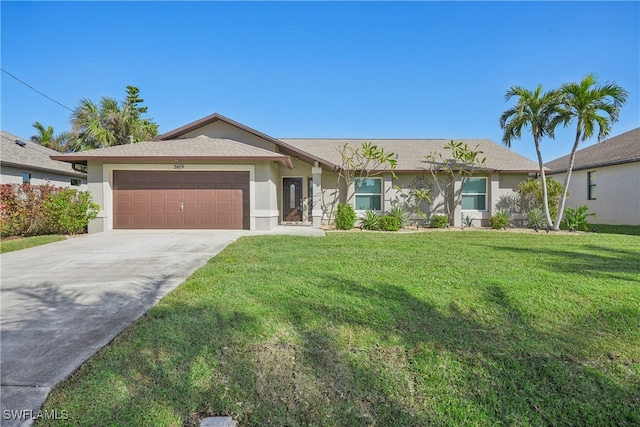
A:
[0,230,252,427]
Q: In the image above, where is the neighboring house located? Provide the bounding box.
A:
[1,130,87,189]
[51,113,540,233]
[545,127,640,226]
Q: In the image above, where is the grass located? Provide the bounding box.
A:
[591,224,640,236]
[0,235,65,253]
[40,231,639,426]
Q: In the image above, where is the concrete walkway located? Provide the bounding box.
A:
[0,227,324,426]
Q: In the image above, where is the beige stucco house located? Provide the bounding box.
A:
[51,113,540,233]
[1,130,87,189]
[546,127,640,226]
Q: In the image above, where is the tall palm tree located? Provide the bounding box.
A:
[69,86,158,151]
[31,121,69,152]
[500,84,561,229]
[550,74,628,230]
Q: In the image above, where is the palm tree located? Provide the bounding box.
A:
[31,122,70,152]
[69,86,158,151]
[500,85,561,229]
[550,74,628,230]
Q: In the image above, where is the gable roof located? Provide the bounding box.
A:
[51,136,294,168]
[281,138,541,173]
[153,113,334,169]
[1,130,85,177]
[545,127,640,173]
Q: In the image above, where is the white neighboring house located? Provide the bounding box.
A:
[545,127,640,226]
[1,130,87,189]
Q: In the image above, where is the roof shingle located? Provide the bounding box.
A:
[545,127,640,172]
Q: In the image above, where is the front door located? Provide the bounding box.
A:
[283,177,303,221]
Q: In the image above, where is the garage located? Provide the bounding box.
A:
[113,170,250,229]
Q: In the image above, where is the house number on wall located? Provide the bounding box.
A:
[174,164,185,169]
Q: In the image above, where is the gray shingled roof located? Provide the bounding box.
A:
[545,127,640,172]
[52,137,293,167]
[280,138,541,172]
[1,130,85,177]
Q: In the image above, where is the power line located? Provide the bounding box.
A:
[1,67,74,112]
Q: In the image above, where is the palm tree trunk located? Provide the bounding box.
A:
[554,124,582,230]
[534,137,554,229]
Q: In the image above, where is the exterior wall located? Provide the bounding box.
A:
[551,162,640,225]
[0,165,87,190]
[86,161,280,233]
[179,121,277,152]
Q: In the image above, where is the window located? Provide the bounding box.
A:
[588,171,596,200]
[22,173,31,184]
[354,178,382,211]
[71,178,82,186]
[461,177,486,210]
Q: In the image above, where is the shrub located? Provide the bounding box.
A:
[429,214,449,228]
[490,209,512,229]
[379,214,400,231]
[1,184,100,237]
[517,177,564,219]
[562,205,596,231]
[45,189,100,234]
[527,208,546,229]
[360,210,380,230]
[335,203,356,230]
[387,204,410,228]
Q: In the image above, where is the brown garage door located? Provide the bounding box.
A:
[113,171,249,229]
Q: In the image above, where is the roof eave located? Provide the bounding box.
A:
[51,155,293,166]
[0,160,86,177]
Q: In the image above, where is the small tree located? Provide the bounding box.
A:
[324,142,397,226]
[517,177,565,220]
[425,141,486,226]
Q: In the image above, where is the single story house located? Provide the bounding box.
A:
[546,127,640,226]
[51,113,540,233]
[1,130,87,189]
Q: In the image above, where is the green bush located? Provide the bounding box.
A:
[45,189,100,234]
[378,215,400,231]
[527,208,546,229]
[359,210,380,230]
[490,209,512,229]
[517,177,564,219]
[1,184,100,237]
[429,215,449,228]
[562,205,596,231]
[387,205,410,228]
[335,203,356,230]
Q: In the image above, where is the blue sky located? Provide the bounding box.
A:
[1,1,638,162]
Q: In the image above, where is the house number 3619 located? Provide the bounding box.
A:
[174,164,185,169]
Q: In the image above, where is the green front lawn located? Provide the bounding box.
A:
[40,232,640,426]
[0,235,65,253]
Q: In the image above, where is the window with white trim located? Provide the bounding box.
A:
[354,178,382,211]
[461,177,487,210]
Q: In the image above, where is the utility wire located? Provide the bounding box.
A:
[1,67,74,112]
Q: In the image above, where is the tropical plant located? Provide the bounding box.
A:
[324,142,397,226]
[378,214,400,231]
[429,214,449,229]
[526,208,546,230]
[562,205,596,231]
[387,204,410,228]
[517,177,564,220]
[500,84,561,229]
[462,215,475,228]
[68,86,159,151]
[31,122,69,152]
[489,209,512,229]
[359,210,380,230]
[425,141,486,226]
[551,74,627,230]
[335,203,356,230]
